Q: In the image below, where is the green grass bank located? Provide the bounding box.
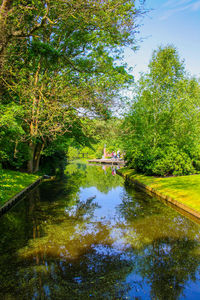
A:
[0,169,39,207]
[118,167,200,215]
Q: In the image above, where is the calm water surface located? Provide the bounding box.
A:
[1,162,200,299]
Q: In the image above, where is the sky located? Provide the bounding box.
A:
[125,0,200,81]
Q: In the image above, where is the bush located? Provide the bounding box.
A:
[152,147,195,176]
[193,160,200,172]
[127,145,195,176]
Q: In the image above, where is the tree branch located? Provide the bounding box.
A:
[11,0,51,38]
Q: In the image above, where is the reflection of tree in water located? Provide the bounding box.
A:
[120,183,173,221]
[0,188,137,299]
[0,245,139,299]
[65,162,123,194]
[137,238,200,300]
[1,163,200,299]
[118,185,200,300]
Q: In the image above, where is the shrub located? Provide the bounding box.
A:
[152,148,195,176]
[193,160,200,172]
[127,145,195,176]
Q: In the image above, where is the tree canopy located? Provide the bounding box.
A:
[0,0,145,172]
[122,46,200,176]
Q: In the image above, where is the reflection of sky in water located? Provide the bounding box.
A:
[74,166,200,299]
[126,273,150,299]
[1,163,200,299]
[79,186,126,224]
[183,281,200,300]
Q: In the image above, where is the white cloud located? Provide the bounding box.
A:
[191,1,200,10]
[164,0,192,8]
[161,0,200,20]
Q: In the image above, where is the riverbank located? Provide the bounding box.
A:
[117,167,200,219]
[0,169,40,207]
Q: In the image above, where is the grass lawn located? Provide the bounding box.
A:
[0,169,39,207]
[119,168,200,213]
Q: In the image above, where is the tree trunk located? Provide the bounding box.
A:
[33,143,44,173]
[0,0,13,97]
[0,0,13,51]
[27,141,45,173]
[27,142,36,173]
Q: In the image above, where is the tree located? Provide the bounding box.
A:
[122,46,200,175]
[0,0,145,172]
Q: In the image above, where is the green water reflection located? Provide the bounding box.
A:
[1,163,200,299]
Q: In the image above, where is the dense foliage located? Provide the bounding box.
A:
[68,117,124,159]
[122,46,200,176]
[0,0,144,173]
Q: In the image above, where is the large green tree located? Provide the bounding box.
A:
[0,0,145,172]
[122,46,200,175]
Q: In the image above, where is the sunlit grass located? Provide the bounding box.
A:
[119,168,200,213]
[0,169,39,207]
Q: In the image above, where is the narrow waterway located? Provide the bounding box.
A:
[1,162,200,299]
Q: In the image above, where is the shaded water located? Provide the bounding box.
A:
[1,162,200,299]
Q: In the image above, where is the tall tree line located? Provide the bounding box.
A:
[122,46,200,176]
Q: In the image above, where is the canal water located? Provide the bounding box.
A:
[1,162,200,299]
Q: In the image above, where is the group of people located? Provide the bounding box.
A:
[111,165,120,176]
[111,150,120,159]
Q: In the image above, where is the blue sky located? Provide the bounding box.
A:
[125,0,200,81]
